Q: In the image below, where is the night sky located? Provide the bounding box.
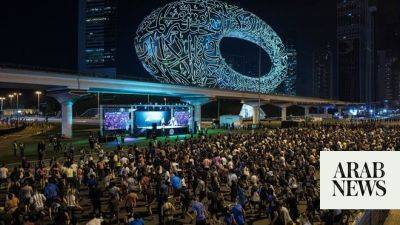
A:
[0,0,336,96]
[0,0,78,70]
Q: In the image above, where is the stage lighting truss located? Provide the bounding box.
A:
[135,0,288,93]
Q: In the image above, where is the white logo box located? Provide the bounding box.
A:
[320,151,400,209]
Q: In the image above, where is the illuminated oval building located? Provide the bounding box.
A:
[135,0,288,93]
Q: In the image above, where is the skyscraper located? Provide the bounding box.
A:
[337,0,376,102]
[375,0,400,103]
[312,42,333,99]
[283,44,297,95]
[78,0,117,78]
[377,51,400,102]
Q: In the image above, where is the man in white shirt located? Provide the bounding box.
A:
[0,164,8,189]
[227,170,238,187]
[30,190,46,212]
[0,165,8,179]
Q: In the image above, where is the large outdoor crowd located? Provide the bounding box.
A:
[1,123,399,225]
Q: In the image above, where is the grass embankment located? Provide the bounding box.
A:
[0,123,228,164]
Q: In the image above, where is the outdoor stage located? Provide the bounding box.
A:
[103,134,194,148]
[100,104,194,138]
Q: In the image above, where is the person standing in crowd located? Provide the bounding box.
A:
[37,140,46,161]
[19,142,25,158]
[13,141,18,157]
[161,200,176,225]
[232,202,246,225]
[0,163,9,190]
[20,181,33,211]
[5,193,19,215]
[125,189,138,215]
[188,196,207,225]
[0,123,399,224]
[271,200,293,225]
[89,184,102,216]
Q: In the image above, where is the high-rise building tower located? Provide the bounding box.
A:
[377,51,400,102]
[78,0,117,78]
[312,43,333,99]
[375,0,400,103]
[337,0,376,102]
[284,44,297,95]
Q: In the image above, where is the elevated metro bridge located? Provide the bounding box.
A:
[0,68,352,137]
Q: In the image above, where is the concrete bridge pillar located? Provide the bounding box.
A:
[194,103,202,130]
[182,97,211,132]
[281,106,287,121]
[244,101,265,126]
[300,105,311,118]
[61,100,74,138]
[304,106,310,117]
[277,103,292,121]
[252,106,260,125]
[48,90,87,138]
[273,103,292,121]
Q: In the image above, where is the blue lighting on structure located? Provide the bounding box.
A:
[349,109,358,116]
[134,0,288,93]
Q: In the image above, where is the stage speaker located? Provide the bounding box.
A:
[152,123,157,131]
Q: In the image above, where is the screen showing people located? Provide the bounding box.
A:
[173,110,191,126]
[134,110,191,128]
[104,112,130,131]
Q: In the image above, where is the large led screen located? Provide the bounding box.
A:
[135,111,170,128]
[104,112,130,131]
[174,111,191,126]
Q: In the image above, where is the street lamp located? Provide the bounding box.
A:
[13,92,22,126]
[13,92,21,110]
[35,91,42,116]
[8,94,14,112]
[0,97,5,115]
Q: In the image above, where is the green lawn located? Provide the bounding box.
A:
[129,128,228,148]
[0,123,98,164]
[0,123,228,164]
